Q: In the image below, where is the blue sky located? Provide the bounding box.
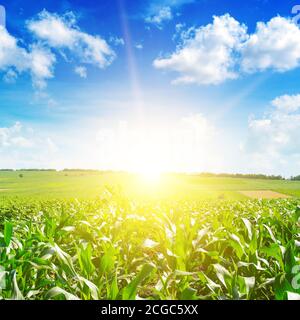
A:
[0,0,300,176]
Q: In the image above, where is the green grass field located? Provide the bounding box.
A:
[1,170,300,200]
[0,171,299,300]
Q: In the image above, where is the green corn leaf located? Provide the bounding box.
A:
[180,287,198,300]
[122,263,155,300]
[284,243,296,275]
[100,246,116,274]
[242,218,253,240]
[213,264,231,289]
[77,243,95,277]
[293,207,300,223]
[4,221,13,247]
[11,271,24,300]
[45,287,80,300]
[78,276,99,300]
[108,272,119,300]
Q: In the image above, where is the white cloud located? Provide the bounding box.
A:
[0,122,59,168]
[74,65,87,78]
[145,6,173,27]
[145,0,195,28]
[135,43,143,50]
[0,26,55,89]
[271,94,300,112]
[241,17,300,73]
[29,44,56,89]
[175,23,185,31]
[154,14,300,85]
[10,136,34,148]
[109,36,125,46]
[3,69,17,83]
[154,14,247,85]
[0,114,222,172]
[243,94,300,174]
[0,10,117,88]
[32,91,58,107]
[27,10,115,69]
[0,122,32,148]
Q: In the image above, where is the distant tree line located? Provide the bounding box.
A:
[16,169,57,171]
[62,169,100,172]
[0,169,57,172]
[1,169,299,181]
[62,169,127,174]
[291,175,300,181]
[196,172,285,180]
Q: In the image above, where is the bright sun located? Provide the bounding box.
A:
[139,169,161,184]
[135,164,162,184]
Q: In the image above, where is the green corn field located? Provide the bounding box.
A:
[0,190,299,300]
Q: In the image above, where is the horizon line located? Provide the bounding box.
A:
[0,168,297,179]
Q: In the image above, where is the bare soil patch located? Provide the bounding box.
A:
[239,190,290,199]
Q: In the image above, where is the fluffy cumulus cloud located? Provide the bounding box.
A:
[154,14,300,85]
[242,94,300,174]
[154,14,247,84]
[271,94,300,112]
[0,122,59,168]
[241,17,300,73]
[0,26,55,89]
[0,10,115,88]
[27,11,115,69]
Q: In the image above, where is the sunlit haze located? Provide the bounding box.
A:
[0,1,300,177]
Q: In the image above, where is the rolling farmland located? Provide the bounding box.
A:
[0,171,299,300]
